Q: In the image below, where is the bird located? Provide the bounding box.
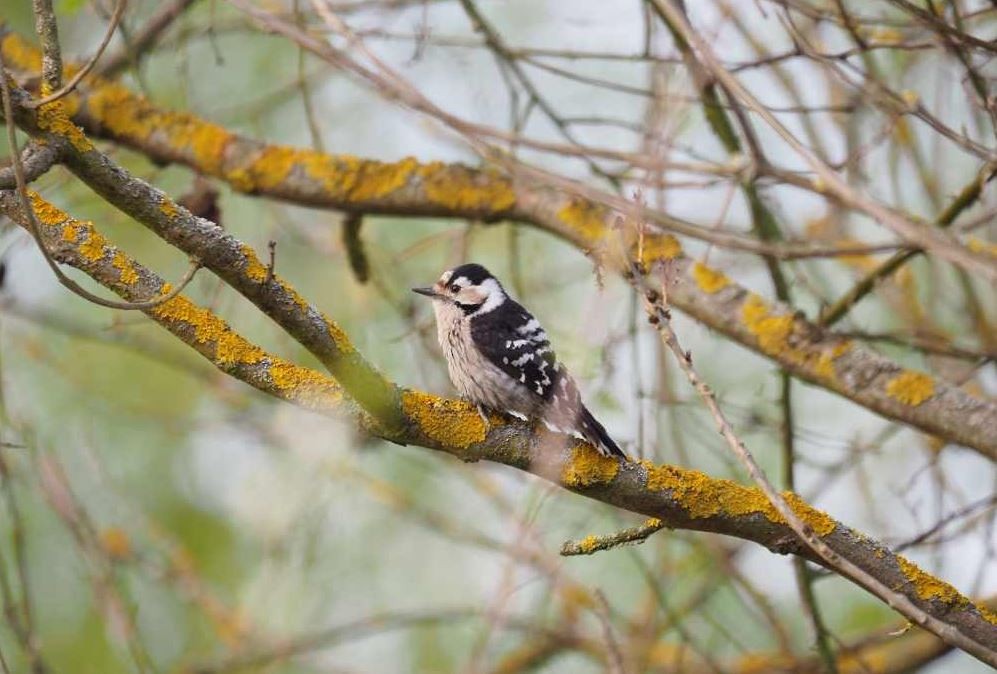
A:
[412,263,625,459]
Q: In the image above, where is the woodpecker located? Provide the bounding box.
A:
[413,263,625,459]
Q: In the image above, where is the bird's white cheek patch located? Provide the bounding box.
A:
[475,278,506,314]
[456,287,487,305]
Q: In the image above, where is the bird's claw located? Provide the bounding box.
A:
[476,404,491,432]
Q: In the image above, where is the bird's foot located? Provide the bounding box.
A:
[475,404,491,432]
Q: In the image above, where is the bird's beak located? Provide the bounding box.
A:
[411,286,439,298]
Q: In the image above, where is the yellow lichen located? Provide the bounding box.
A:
[28,191,70,226]
[636,231,682,265]
[692,261,731,294]
[159,197,179,219]
[235,146,303,192]
[152,297,267,366]
[353,156,419,201]
[885,371,934,406]
[734,653,797,674]
[268,360,343,408]
[36,82,92,153]
[99,527,132,560]
[0,33,43,72]
[78,226,109,263]
[228,148,422,203]
[897,556,963,604]
[417,162,515,212]
[641,460,836,536]
[86,80,233,175]
[26,193,103,255]
[562,444,620,488]
[239,243,269,283]
[557,198,610,246]
[967,236,997,258]
[741,293,850,384]
[577,535,600,554]
[60,224,78,243]
[188,124,232,175]
[321,314,357,355]
[112,250,139,286]
[741,293,793,352]
[277,279,309,311]
[401,390,486,449]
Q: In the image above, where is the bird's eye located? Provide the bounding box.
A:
[448,282,459,293]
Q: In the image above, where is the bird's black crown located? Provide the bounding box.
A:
[448,263,494,286]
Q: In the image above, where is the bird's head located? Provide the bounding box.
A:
[412,263,507,316]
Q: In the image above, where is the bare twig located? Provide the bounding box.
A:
[561,518,665,556]
[650,0,997,283]
[97,0,200,77]
[26,0,128,108]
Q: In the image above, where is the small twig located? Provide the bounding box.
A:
[97,0,199,78]
[593,590,627,674]
[819,162,997,327]
[26,0,128,108]
[560,518,665,556]
[342,212,369,284]
[894,494,997,553]
[264,240,276,284]
[652,0,997,284]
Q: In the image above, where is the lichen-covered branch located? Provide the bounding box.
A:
[1,30,992,458]
[0,58,404,434]
[0,191,357,421]
[0,190,994,659]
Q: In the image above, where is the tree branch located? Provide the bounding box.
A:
[1,29,992,458]
[1,190,994,660]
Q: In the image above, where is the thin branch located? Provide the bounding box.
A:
[97,0,200,77]
[819,162,997,326]
[650,0,997,283]
[636,254,996,665]
[26,0,128,108]
[560,518,665,556]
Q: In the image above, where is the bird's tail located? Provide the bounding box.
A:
[578,406,625,459]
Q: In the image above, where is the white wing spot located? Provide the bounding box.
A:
[516,318,541,334]
[511,353,534,366]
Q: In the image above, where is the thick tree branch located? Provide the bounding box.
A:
[0,30,992,458]
[0,190,994,658]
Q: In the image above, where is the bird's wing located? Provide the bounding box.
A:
[470,300,561,401]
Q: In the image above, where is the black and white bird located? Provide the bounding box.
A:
[413,263,625,459]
